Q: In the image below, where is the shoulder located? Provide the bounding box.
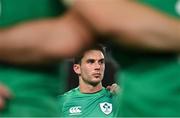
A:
[101,87,114,98]
[58,87,78,100]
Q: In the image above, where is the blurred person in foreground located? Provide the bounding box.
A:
[0,0,70,116]
[63,0,180,116]
[0,0,180,117]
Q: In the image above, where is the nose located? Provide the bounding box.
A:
[94,62,101,70]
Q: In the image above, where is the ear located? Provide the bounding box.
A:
[73,64,81,75]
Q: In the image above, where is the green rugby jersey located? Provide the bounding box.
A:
[112,0,180,117]
[58,87,114,117]
[0,0,67,116]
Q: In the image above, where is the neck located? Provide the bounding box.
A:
[79,79,103,94]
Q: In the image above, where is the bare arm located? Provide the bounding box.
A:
[0,11,93,64]
[1,0,179,64]
[73,0,180,52]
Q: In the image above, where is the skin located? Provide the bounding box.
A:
[73,0,180,52]
[106,83,120,95]
[0,11,93,64]
[0,84,11,110]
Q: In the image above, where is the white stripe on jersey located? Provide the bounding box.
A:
[175,0,180,15]
[0,0,2,17]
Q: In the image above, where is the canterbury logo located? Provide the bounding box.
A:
[69,106,82,114]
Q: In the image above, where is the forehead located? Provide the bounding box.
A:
[82,50,104,60]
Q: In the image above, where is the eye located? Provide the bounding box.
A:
[99,59,105,64]
[87,59,95,64]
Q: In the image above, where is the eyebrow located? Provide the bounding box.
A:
[86,59,95,62]
[99,58,105,61]
[86,58,105,62]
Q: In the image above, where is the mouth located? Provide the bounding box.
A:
[92,73,101,78]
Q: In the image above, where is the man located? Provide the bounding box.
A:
[0,0,69,116]
[58,44,115,117]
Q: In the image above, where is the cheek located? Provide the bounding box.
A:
[81,66,91,76]
[101,65,105,71]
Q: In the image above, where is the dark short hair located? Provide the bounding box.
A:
[74,44,106,64]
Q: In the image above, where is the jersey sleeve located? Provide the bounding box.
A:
[57,94,66,116]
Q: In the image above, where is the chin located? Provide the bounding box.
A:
[90,82,100,86]
[90,79,101,85]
